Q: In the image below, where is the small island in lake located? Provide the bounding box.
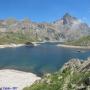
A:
[25,42,34,47]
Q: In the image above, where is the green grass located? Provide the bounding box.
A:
[23,67,90,90]
[65,36,90,46]
[0,31,39,44]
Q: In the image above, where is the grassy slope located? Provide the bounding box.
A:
[23,67,90,90]
[0,31,38,44]
[65,36,90,46]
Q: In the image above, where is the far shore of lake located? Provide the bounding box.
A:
[57,44,90,49]
[0,42,90,49]
[0,44,25,48]
[0,42,41,48]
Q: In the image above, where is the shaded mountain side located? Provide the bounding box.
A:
[0,13,90,42]
[23,58,90,90]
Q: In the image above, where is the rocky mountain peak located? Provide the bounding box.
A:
[53,13,79,25]
[0,13,89,42]
[62,13,78,25]
[63,13,72,18]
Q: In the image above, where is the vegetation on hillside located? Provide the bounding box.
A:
[23,69,90,90]
[23,59,90,90]
[65,36,90,46]
[0,31,39,44]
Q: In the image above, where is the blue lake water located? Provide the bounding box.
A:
[0,43,90,76]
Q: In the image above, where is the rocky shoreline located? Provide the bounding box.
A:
[0,44,25,48]
[57,44,90,49]
[0,42,90,49]
[0,42,40,49]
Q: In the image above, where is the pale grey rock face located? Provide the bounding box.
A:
[53,13,90,41]
[62,13,78,25]
[61,57,90,72]
[0,13,90,41]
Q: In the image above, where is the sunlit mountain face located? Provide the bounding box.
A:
[0,13,90,42]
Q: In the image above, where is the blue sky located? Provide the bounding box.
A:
[0,0,90,24]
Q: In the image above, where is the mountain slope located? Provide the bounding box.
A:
[0,13,90,42]
[53,13,90,41]
[65,35,90,46]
